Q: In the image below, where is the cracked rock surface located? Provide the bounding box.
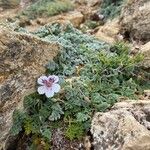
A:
[91,100,150,150]
[120,0,150,42]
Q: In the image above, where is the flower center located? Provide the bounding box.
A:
[42,78,55,88]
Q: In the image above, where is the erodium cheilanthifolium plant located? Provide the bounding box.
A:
[99,0,125,20]
[11,23,144,149]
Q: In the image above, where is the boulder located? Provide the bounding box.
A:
[73,0,87,5]
[74,0,102,7]
[95,19,122,44]
[62,11,84,28]
[0,28,60,149]
[91,100,150,150]
[120,0,150,42]
[139,41,150,69]
[86,0,102,7]
[20,0,32,8]
[0,0,20,9]
[26,11,84,31]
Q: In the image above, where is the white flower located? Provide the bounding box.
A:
[37,75,61,98]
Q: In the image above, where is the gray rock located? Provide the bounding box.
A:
[91,100,150,150]
[0,0,20,9]
[120,0,150,42]
[139,41,150,69]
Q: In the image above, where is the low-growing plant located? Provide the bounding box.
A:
[99,0,125,19]
[84,20,101,29]
[11,24,144,149]
[21,0,74,19]
[65,122,85,140]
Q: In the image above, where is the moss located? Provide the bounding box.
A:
[65,123,85,140]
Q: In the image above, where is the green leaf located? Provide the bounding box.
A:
[65,123,85,140]
[46,60,57,71]
[41,128,52,140]
[91,93,106,104]
[95,102,110,112]
[76,112,90,122]
[10,110,26,135]
[24,118,33,135]
[49,103,64,121]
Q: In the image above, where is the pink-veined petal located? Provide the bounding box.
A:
[37,86,46,94]
[45,88,54,98]
[37,76,48,85]
[52,84,61,93]
[48,75,59,83]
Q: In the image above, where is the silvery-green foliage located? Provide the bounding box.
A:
[11,24,144,148]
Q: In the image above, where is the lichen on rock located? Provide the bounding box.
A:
[91,100,150,150]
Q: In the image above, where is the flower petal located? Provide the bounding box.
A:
[38,86,46,94]
[37,76,48,85]
[48,75,59,83]
[52,84,61,93]
[45,88,54,98]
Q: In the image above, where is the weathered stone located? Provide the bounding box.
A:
[74,0,102,7]
[25,11,84,32]
[95,19,122,44]
[120,0,150,42]
[77,6,93,21]
[91,100,150,150]
[63,11,84,28]
[0,0,20,9]
[0,28,60,149]
[139,41,150,69]
[73,0,87,5]
[20,0,32,8]
[144,90,150,99]
[86,0,102,7]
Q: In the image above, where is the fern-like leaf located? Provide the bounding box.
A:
[10,110,26,135]
[76,112,90,122]
[49,103,64,121]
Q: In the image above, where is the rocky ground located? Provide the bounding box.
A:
[0,0,150,150]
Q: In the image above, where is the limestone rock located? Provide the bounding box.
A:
[144,90,150,99]
[91,100,150,150]
[95,19,122,44]
[74,0,102,7]
[77,6,93,21]
[73,0,87,5]
[0,28,60,149]
[0,0,20,9]
[139,41,150,68]
[120,0,150,42]
[62,11,84,28]
[20,0,32,8]
[86,0,102,7]
[26,11,83,31]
